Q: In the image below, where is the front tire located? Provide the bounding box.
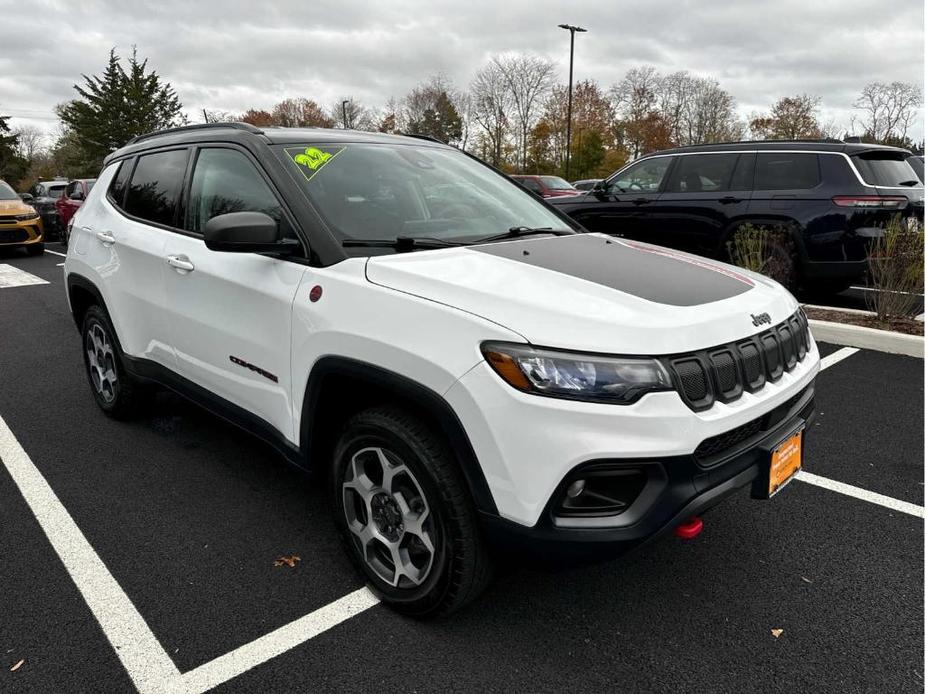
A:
[331,406,492,617]
[80,305,142,419]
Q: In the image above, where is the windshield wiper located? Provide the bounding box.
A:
[342,236,465,252]
[472,226,574,244]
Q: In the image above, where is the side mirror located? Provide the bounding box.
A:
[19,193,33,203]
[591,180,610,197]
[203,211,298,254]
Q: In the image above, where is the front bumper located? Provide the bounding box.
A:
[479,383,815,563]
[0,218,44,247]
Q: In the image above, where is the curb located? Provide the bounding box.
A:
[809,319,925,358]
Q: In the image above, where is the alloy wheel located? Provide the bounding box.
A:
[86,323,118,403]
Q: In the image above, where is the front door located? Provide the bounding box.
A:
[162,146,307,441]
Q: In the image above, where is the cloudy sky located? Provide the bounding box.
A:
[2,0,923,142]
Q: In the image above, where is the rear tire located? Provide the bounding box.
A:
[25,243,44,256]
[331,406,493,617]
[80,305,142,419]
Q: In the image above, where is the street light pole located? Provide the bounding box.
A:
[558,23,586,180]
[342,100,350,129]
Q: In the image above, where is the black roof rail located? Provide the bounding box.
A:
[127,121,263,145]
[680,138,844,147]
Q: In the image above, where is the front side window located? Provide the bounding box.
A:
[123,149,188,227]
[667,153,739,193]
[610,157,672,193]
[186,148,291,236]
[277,143,569,246]
[755,153,820,190]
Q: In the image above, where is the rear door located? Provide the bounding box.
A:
[74,151,183,367]
[654,152,753,256]
[162,145,307,441]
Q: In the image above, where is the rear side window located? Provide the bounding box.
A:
[108,161,132,207]
[185,148,293,237]
[852,153,920,187]
[123,149,188,227]
[755,153,820,190]
[667,153,738,193]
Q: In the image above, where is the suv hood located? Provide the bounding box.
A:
[365,234,800,355]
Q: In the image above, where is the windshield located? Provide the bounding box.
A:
[852,153,922,187]
[0,181,18,201]
[277,143,570,247]
[540,176,575,191]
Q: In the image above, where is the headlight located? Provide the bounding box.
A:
[481,342,673,404]
[15,207,39,221]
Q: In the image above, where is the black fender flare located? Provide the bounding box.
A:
[299,356,498,515]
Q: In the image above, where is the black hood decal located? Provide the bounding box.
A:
[472,234,754,306]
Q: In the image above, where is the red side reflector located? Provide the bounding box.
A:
[309,285,323,302]
[832,195,907,208]
[673,516,703,539]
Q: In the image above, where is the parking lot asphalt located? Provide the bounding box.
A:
[1,245,923,693]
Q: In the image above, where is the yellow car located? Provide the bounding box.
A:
[0,178,44,256]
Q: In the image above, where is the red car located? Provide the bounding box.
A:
[56,178,96,243]
[510,175,581,198]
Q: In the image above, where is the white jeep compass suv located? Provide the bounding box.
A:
[64,123,819,616]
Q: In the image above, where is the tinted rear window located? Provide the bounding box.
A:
[755,153,820,190]
[852,153,921,187]
[124,149,188,226]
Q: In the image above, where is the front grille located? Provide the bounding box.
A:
[665,309,810,412]
[694,384,813,465]
[0,216,18,225]
[0,228,28,243]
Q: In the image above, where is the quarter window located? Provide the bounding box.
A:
[186,148,292,237]
[667,154,739,193]
[123,149,188,227]
[108,160,132,207]
[755,153,820,190]
[610,157,672,193]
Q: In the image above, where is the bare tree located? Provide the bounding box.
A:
[612,66,661,157]
[330,97,375,130]
[470,61,512,166]
[12,125,46,161]
[854,81,922,143]
[270,98,333,128]
[493,54,555,171]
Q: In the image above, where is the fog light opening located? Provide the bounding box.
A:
[555,468,647,517]
[566,479,586,498]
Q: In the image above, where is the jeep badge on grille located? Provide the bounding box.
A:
[751,312,772,327]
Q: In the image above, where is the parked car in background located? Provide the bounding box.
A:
[510,174,581,198]
[0,179,44,255]
[57,178,96,244]
[24,179,67,240]
[572,178,602,191]
[549,140,924,295]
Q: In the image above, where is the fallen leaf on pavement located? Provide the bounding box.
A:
[274,555,301,568]
[800,576,813,584]
[10,659,24,672]
[771,629,784,638]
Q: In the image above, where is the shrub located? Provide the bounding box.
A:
[866,215,924,321]
[727,224,796,289]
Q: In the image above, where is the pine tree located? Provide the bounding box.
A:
[57,48,183,170]
[0,113,26,183]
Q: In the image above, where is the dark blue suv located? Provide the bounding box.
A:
[549,140,924,294]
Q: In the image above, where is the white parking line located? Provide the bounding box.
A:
[0,264,49,288]
[850,285,924,297]
[57,262,65,267]
[44,248,67,258]
[0,414,378,694]
[797,470,925,518]
[819,346,859,371]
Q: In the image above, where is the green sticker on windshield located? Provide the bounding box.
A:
[285,145,344,182]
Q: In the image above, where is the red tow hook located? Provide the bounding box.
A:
[673,516,703,540]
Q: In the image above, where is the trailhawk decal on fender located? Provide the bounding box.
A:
[472,234,754,306]
[229,355,279,383]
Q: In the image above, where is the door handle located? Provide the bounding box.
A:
[166,254,195,272]
[95,230,115,245]
[719,196,743,204]
[632,197,651,205]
